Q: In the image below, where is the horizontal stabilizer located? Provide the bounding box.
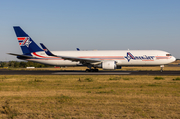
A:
[7,53,34,58]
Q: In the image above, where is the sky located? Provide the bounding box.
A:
[0,0,180,61]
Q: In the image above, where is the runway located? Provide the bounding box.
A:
[0,69,180,75]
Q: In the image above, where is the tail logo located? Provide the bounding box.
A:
[17,37,32,47]
[125,52,154,62]
[43,49,48,52]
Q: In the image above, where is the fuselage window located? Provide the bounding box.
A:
[166,54,172,56]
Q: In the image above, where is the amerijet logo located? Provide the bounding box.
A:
[43,49,48,52]
[17,37,32,47]
[125,52,155,62]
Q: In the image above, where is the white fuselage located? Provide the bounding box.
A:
[26,50,176,67]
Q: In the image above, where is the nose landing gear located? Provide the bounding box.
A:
[160,65,164,72]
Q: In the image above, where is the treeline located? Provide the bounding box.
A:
[0,61,52,68]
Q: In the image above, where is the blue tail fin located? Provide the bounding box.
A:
[40,43,56,56]
[13,26,43,54]
[76,48,80,51]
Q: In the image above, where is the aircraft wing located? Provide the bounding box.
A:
[40,43,101,64]
[56,55,101,63]
[7,53,34,58]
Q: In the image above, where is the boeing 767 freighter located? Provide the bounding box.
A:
[8,26,176,72]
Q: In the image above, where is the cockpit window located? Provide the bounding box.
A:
[166,54,172,56]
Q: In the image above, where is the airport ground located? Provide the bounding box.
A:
[1,65,180,75]
[0,66,180,118]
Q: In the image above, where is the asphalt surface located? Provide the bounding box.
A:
[0,69,180,75]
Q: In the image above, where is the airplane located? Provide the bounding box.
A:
[8,26,176,72]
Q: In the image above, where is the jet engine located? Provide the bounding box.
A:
[102,61,117,70]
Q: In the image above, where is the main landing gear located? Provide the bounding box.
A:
[85,68,99,72]
[85,65,99,72]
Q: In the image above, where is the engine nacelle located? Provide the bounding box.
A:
[102,61,117,70]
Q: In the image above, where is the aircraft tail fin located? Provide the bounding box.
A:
[13,26,43,54]
[40,43,56,56]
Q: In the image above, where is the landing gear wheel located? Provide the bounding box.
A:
[85,68,99,72]
[85,69,90,72]
[94,69,99,72]
[160,68,163,72]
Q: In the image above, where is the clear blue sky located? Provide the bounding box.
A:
[0,0,180,61]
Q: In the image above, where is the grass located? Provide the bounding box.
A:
[123,77,133,80]
[1,100,18,119]
[173,77,180,81]
[109,77,121,80]
[0,75,180,118]
[84,77,93,82]
[154,76,164,80]
[55,95,73,103]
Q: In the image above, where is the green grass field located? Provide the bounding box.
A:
[0,75,180,119]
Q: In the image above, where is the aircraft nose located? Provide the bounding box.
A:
[172,56,176,62]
